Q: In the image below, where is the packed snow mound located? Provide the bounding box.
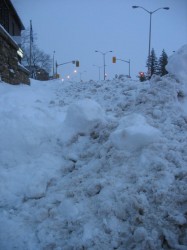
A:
[110,113,161,150]
[62,98,105,142]
[166,44,187,83]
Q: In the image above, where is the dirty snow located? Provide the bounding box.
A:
[0,45,187,249]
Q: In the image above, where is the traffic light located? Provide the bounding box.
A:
[139,72,145,77]
[139,72,146,82]
[112,56,116,63]
[76,60,79,67]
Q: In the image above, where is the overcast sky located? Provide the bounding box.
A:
[12,0,187,81]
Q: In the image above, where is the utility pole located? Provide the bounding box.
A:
[29,20,33,77]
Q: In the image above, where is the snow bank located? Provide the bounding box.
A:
[0,45,187,249]
[166,44,187,83]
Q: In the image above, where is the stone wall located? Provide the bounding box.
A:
[0,25,30,85]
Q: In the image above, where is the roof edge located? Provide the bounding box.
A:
[9,0,25,30]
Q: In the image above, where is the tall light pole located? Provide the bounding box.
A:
[93,64,102,81]
[52,50,55,78]
[132,6,169,76]
[95,50,113,80]
[79,71,86,82]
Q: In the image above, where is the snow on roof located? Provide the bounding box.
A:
[0,24,19,49]
[18,62,30,74]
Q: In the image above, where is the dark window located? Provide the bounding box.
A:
[0,1,10,32]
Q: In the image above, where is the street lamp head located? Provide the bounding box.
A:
[163,7,169,10]
[132,6,139,8]
[109,50,113,52]
[95,50,98,52]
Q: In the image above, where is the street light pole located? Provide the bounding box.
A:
[93,65,102,81]
[79,71,86,82]
[95,50,113,80]
[148,13,152,71]
[132,6,169,76]
[103,54,106,80]
[52,50,55,78]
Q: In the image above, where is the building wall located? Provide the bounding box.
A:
[9,13,21,36]
[0,0,9,32]
[0,0,23,36]
[0,25,30,85]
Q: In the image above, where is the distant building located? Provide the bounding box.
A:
[35,67,49,81]
[25,66,49,81]
[0,0,30,84]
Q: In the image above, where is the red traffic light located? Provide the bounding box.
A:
[139,72,145,76]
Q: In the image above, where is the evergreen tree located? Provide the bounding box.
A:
[158,49,168,76]
[146,48,158,77]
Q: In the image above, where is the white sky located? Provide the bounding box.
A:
[12,0,187,81]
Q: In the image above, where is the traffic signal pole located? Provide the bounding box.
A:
[118,59,130,78]
[112,57,131,78]
[55,60,79,77]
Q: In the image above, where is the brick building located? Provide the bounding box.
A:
[0,0,30,84]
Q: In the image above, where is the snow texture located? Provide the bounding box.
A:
[0,45,187,249]
[166,44,187,84]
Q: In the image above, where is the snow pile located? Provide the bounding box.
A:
[166,44,187,83]
[0,45,187,250]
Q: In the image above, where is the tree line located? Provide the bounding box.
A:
[139,49,168,81]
